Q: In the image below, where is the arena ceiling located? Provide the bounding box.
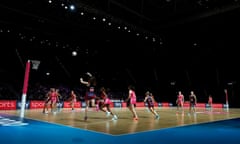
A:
[1,0,240,44]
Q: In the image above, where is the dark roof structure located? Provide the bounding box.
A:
[0,0,240,106]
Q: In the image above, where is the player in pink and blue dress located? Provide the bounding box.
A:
[98,87,118,120]
[126,85,138,120]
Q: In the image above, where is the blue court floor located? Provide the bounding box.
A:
[1,113,240,144]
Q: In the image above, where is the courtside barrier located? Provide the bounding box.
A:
[0,100,17,110]
[0,100,225,110]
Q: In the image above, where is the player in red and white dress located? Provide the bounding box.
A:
[69,90,77,111]
[176,91,184,112]
[49,88,59,114]
[208,95,213,110]
[42,88,59,114]
[42,88,52,114]
[98,87,118,120]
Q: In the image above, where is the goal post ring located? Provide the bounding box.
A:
[31,60,40,70]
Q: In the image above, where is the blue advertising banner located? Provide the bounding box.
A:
[17,100,30,109]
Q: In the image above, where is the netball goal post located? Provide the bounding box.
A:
[20,60,40,118]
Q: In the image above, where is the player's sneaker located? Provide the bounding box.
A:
[112,115,118,120]
[106,111,111,117]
